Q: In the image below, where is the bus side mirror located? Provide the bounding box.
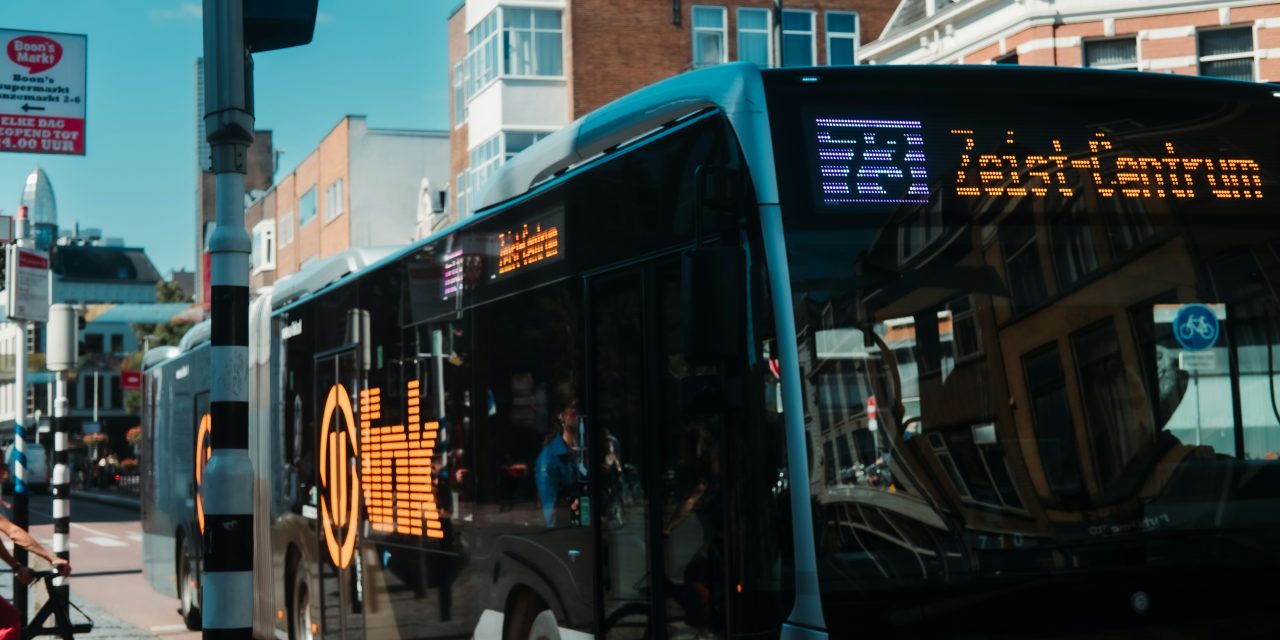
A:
[682,246,743,364]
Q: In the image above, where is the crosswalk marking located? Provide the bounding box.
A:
[83,536,127,548]
[126,531,143,542]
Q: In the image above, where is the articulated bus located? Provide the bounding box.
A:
[144,63,1280,639]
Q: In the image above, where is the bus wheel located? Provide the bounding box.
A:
[289,563,313,640]
[177,534,201,630]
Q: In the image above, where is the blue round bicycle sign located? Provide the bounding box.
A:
[1173,304,1220,352]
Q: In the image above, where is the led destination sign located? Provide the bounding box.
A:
[493,209,564,280]
[812,117,1268,208]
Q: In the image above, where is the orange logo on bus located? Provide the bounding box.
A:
[195,413,211,534]
[319,384,360,569]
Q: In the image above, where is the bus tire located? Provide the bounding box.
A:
[289,558,314,640]
[504,590,559,640]
[177,532,201,630]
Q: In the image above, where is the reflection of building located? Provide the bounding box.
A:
[797,88,1280,587]
[447,0,897,222]
[242,116,450,295]
[863,0,1280,84]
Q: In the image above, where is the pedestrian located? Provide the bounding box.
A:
[0,498,72,638]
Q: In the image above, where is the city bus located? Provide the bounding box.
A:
[143,62,1280,639]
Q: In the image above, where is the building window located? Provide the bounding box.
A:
[1000,211,1048,314]
[826,12,858,66]
[1084,37,1137,70]
[110,333,124,354]
[692,6,728,68]
[994,52,1018,65]
[1049,207,1099,289]
[279,211,294,247]
[469,135,502,196]
[504,131,549,160]
[504,8,563,76]
[1198,26,1254,82]
[466,11,500,97]
[781,10,815,66]
[453,62,467,127]
[456,173,468,219]
[1072,321,1146,491]
[946,295,981,360]
[251,219,276,274]
[110,374,122,410]
[83,334,103,356]
[737,8,772,67]
[298,187,317,226]
[1023,344,1085,502]
[324,178,344,224]
[899,206,943,263]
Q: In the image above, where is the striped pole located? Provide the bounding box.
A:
[51,373,69,599]
[12,210,30,626]
[203,0,254,637]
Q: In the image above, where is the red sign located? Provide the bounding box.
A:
[121,370,142,391]
[7,36,61,73]
[866,395,877,419]
[17,250,47,269]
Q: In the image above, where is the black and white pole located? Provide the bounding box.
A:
[203,0,254,637]
[11,208,30,626]
[46,304,77,603]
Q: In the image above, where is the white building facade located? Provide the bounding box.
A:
[862,0,1280,84]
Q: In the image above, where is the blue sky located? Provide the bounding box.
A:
[0,1,455,275]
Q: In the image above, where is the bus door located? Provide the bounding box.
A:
[590,260,733,639]
[314,349,365,638]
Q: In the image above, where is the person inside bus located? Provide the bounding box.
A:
[663,418,724,637]
[0,468,72,639]
[535,383,583,527]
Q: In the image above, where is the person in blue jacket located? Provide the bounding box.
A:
[536,383,582,527]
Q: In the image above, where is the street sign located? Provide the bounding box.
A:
[5,245,49,322]
[121,370,141,391]
[0,29,87,155]
[1178,351,1217,372]
[1171,303,1222,352]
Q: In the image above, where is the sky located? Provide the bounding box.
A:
[0,0,456,275]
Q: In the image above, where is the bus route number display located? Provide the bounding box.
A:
[493,209,564,280]
[813,117,1266,207]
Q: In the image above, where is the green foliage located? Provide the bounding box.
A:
[156,278,191,303]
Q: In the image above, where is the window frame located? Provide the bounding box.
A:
[502,7,565,78]
[279,211,294,247]
[251,218,276,274]
[781,9,816,67]
[298,187,318,227]
[691,5,729,69]
[1082,36,1138,71]
[453,62,467,128]
[825,11,860,66]
[324,178,344,225]
[736,7,773,68]
[1197,25,1255,82]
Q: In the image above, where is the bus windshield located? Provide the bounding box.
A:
[765,67,1280,594]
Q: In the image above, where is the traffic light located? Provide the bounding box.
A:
[244,0,318,53]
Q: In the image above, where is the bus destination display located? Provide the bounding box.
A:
[812,116,1267,208]
[493,209,564,280]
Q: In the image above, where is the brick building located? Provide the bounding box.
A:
[447,0,899,223]
[861,0,1280,83]
[242,116,450,294]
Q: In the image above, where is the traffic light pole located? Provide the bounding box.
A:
[203,0,254,637]
[47,304,77,607]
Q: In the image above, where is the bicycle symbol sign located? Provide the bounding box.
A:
[1173,304,1220,352]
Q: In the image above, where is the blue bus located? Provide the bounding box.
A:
[145,63,1280,639]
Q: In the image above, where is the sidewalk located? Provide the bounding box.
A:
[69,489,141,511]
